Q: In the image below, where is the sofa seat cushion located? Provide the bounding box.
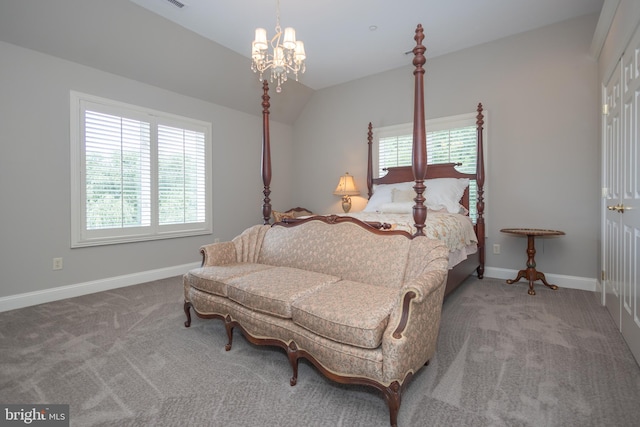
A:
[187,263,274,297]
[291,280,398,349]
[226,267,340,319]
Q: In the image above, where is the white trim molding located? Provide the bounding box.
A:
[0,263,200,313]
[1,264,599,313]
[590,0,620,60]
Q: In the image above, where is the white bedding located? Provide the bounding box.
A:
[337,211,478,269]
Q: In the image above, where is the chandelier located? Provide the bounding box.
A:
[251,0,306,93]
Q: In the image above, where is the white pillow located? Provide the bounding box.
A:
[392,187,415,203]
[364,178,469,214]
[378,202,413,214]
[384,178,469,214]
[363,181,414,212]
[425,178,469,213]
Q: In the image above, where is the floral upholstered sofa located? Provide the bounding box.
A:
[183,215,449,426]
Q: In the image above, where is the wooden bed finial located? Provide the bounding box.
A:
[261,80,272,225]
[412,24,427,236]
[475,102,485,278]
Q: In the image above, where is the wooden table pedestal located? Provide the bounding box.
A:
[500,228,565,296]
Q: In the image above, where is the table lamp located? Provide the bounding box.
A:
[333,172,360,213]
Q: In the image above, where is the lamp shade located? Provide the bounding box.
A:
[283,27,297,50]
[295,40,306,62]
[333,173,360,196]
[273,47,285,72]
[253,28,268,50]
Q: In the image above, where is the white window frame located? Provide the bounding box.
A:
[70,91,212,247]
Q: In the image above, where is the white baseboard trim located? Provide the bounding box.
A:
[2,264,599,313]
[0,262,200,313]
[484,267,597,292]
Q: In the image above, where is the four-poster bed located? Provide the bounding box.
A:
[182,23,484,427]
[260,26,485,298]
[356,103,486,296]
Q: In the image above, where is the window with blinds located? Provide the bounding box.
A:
[157,125,207,226]
[375,112,482,221]
[71,92,212,247]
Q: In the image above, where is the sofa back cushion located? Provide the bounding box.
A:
[232,224,270,263]
[257,219,412,289]
[404,236,450,282]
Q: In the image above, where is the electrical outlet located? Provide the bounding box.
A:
[493,244,500,255]
[53,257,63,270]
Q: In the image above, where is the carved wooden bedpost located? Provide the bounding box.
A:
[412,24,427,236]
[261,80,272,225]
[367,122,374,199]
[475,103,485,278]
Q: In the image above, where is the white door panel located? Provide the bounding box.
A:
[604,24,640,364]
[605,61,621,328]
[621,27,640,361]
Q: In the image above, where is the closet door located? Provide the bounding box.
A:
[619,26,640,361]
[603,25,640,364]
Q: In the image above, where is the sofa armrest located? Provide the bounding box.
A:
[381,268,448,383]
[199,241,237,267]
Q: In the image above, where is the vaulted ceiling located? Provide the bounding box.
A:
[131,0,604,90]
[0,0,604,124]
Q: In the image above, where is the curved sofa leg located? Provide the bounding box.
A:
[223,315,234,351]
[287,342,299,386]
[477,264,484,279]
[382,381,402,427]
[183,301,192,327]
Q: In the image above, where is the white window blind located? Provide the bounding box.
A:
[71,92,212,247]
[158,125,206,225]
[375,113,483,221]
[84,110,151,230]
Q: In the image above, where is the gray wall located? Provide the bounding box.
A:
[0,40,294,299]
[0,3,605,306]
[0,0,314,126]
[292,14,601,280]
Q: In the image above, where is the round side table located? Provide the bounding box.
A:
[500,228,565,295]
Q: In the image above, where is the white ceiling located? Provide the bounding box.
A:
[130,0,604,90]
